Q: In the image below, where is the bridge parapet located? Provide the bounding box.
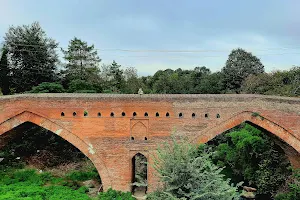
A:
[1,94,300,192]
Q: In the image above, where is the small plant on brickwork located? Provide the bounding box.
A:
[251,112,265,120]
[251,112,260,117]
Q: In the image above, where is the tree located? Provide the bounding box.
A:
[222,48,264,93]
[4,22,59,93]
[209,124,291,197]
[62,37,101,83]
[29,82,65,93]
[123,67,141,93]
[242,73,273,94]
[105,60,124,92]
[0,47,10,95]
[68,79,100,93]
[148,136,240,200]
[196,72,225,94]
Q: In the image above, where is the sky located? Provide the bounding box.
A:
[1,0,300,76]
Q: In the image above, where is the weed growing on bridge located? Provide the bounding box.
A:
[251,112,260,117]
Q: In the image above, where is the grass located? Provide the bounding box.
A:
[0,166,135,200]
[0,168,93,200]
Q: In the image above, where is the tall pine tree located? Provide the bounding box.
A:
[62,37,101,83]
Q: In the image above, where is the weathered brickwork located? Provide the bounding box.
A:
[1,94,300,192]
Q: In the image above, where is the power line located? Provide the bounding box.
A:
[6,43,300,53]
[4,48,300,59]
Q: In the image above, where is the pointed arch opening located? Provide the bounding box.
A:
[131,153,147,196]
[193,111,300,199]
[0,111,112,191]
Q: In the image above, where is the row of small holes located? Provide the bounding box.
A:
[61,112,221,118]
[131,137,147,141]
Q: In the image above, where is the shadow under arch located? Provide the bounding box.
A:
[193,111,300,153]
[0,111,112,190]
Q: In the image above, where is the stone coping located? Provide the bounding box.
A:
[0,93,299,103]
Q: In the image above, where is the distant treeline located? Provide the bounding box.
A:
[1,22,299,96]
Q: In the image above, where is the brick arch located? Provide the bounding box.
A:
[194,111,300,153]
[0,111,112,190]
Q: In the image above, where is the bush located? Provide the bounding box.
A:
[29,82,65,93]
[148,136,240,200]
[68,79,101,93]
[0,169,91,200]
[208,123,291,197]
[275,169,300,200]
[66,170,99,182]
[98,188,135,200]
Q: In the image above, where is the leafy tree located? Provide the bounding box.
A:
[148,136,240,200]
[62,37,101,84]
[192,66,211,92]
[68,79,101,93]
[242,73,272,94]
[196,72,225,94]
[0,46,10,95]
[222,48,264,93]
[28,82,65,93]
[4,22,59,93]
[208,124,291,197]
[123,67,141,93]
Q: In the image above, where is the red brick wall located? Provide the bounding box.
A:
[1,94,300,192]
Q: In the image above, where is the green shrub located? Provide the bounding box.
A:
[66,170,99,182]
[0,169,91,200]
[98,188,135,200]
[148,136,240,200]
[28,82,65,93]
[68,79,101,93]
[275,169,300,200]
[208,123,291,197]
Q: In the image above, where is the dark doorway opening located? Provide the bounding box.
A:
[132,153,147,196]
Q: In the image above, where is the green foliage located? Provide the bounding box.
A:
[67,79,100,93]
[0,169,91,200]
[0,47,10,95]
[29,82,65,93]
[222,48,264,93]
[242,67,300,96]
[98,188,135,200]
[275,169,300,200]
[149,136,240,200]
[209,124,291,197]
[62,37,101,83]
[4,21,59,93]
[66,170,99,182]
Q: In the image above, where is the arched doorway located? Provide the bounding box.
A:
[132,153,147,196]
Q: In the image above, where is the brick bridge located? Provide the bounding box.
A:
[1,94,300,192]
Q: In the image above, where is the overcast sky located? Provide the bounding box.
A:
[1,0,300,75]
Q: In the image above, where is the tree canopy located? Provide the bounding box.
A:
[4,22,59,93]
